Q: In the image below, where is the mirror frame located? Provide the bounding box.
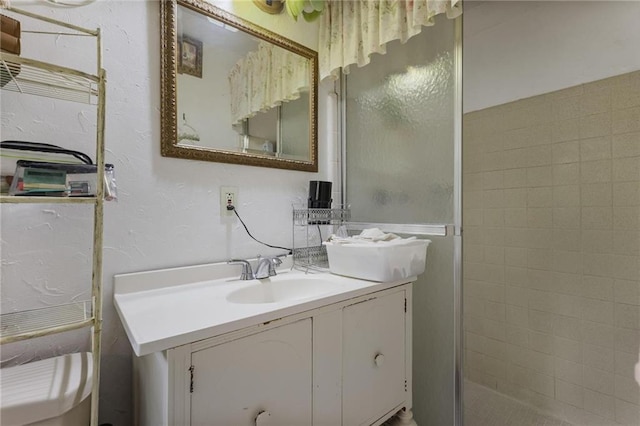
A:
[160,0,318,172]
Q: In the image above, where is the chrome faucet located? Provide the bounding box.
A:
[227,259,254,280]
[227,256,284,280]
[254,256,283,279]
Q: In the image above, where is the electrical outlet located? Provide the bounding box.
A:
[220,186,237,216]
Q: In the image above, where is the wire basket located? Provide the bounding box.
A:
[292,207,351,226]
[292,245,329,270]
[292,204,350,272]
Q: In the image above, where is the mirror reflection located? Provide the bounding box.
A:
[161,0,318,171]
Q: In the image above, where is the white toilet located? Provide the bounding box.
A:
[0,352,93,426]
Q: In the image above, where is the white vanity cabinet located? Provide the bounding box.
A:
[132,283,414,426]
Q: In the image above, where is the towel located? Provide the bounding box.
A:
[326,228,417,246]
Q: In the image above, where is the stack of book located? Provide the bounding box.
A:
[1,141,101,197]
[9,161,99,197]
[1,13,21,86]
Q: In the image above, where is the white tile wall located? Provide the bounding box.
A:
[464,71,640,425]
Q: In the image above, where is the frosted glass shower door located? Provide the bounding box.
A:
[343,15,461,426]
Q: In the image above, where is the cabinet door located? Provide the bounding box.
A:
[343,291,406,425]
[190,319,312,426]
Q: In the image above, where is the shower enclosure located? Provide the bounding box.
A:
[341,15,463,426]
[342,3,639,426]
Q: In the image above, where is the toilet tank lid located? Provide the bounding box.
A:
[0,352,93,426]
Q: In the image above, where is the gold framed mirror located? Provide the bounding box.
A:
[161,0,318,172]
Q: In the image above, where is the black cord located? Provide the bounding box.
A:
[1,140,93,164]
[316,224,323,247]
[231,206,292,254]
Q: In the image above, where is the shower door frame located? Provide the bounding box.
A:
[338,16,464,426]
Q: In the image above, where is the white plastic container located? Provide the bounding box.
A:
[324,239,431,282]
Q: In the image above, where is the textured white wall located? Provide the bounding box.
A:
[0,1,330,424]
[463,1,640,113]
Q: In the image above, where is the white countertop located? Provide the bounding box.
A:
[114,260,414,357]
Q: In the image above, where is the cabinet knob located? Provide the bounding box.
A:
[374,353,385,367]
[255,410,272,426]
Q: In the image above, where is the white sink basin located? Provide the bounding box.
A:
[226,277,346,304]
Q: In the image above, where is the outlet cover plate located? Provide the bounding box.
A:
[220,186,238,216]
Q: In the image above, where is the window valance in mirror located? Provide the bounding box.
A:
[229,41,309,125]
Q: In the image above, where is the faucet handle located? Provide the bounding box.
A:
[254,256,283,279]
[266,256,282,277]
[227,259,254,280]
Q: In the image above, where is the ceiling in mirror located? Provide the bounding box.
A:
[161,0,318,171]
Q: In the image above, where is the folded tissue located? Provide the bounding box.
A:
[324,228,431,282]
